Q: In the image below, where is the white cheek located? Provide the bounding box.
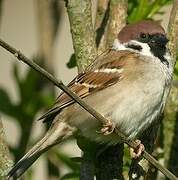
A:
[129,40,154,58]
[112,39,152,56]
[112,39,153,58]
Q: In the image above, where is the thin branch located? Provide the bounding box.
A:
[0,117,13,177]
[65,0,97,73]
[0,39,177,180]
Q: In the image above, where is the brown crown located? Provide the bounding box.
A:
[118,20,166,43]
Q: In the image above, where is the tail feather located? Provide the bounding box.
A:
[7,122,75,180]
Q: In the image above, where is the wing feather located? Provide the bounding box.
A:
[39,50,135,122]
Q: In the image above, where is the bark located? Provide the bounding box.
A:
[0,0,13,178]
[0,117,13,177]
[65,0,97,73]
[106,0,128,47]
[96,0,128,53]
[95,0,110,53]
[168,0,178,63]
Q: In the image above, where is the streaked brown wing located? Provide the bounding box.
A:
[39,50,134,121]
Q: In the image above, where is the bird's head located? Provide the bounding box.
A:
[113,20,170,65]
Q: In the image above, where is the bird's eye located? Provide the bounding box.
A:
[140,33,147,38]
[139,33,150,42]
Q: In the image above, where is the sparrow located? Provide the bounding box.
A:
[7,20,173,179]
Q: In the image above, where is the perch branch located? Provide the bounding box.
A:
[0,39,177,180]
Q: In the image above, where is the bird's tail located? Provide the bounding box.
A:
[7,122,75,180]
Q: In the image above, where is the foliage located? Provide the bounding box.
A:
[128,0,172,23]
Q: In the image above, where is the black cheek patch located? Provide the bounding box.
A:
[126,44,143,51]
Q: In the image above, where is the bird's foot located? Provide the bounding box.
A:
[130,140,145,159]
[99,119,115,135]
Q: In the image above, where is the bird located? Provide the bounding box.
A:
[7,20,173,179]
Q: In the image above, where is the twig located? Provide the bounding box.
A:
[0,39,177,180]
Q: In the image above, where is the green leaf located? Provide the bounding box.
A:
[67,54,77,69]
[128,0,173,23]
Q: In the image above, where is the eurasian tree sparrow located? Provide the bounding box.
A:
[7,20,173,179]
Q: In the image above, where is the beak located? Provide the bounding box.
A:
[150,34,169,46]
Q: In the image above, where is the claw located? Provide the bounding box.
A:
[130,140,145,159]
[98,119,115,135]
